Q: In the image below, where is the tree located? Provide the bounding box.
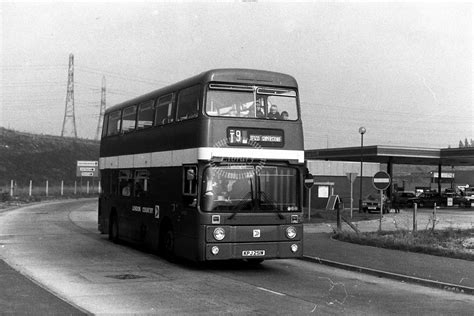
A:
[459,140,464,148]
[465,138,469,148]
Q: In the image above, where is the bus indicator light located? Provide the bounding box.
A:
[212,215,220,224]
[211,246,219,255]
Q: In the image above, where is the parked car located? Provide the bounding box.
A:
[362,192,389,214]
[391,191,416,208]
[407,191,443,208]
[459,188,474,208]
[442,192,471,207]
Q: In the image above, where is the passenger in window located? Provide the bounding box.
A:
[135,182,144,197]
[267,105,280,120]
[121,180,133,197]
[280,111,289,120]
[256,104,265,118]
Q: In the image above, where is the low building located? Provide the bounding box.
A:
[306,160,380,209]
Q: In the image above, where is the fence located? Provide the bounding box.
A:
[1,179,100,201]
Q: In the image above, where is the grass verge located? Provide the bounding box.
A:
[307,208,379,224]
[333,228,474,261]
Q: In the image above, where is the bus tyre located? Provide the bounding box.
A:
[109,214,120,244]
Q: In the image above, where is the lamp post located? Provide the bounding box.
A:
[358,127,366,212]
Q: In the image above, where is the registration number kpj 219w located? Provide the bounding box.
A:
[242,250,265,257]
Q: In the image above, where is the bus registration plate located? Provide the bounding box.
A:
[242,250,265,257]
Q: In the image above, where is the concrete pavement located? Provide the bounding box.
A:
[0,259,87,315]
[303,208,474,294]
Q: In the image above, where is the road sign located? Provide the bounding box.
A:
[372,171,391,191]
[304,174,314,189]
[77,161,98,167]
[76,161,99,177]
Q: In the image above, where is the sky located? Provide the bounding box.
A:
[1,1,472,149]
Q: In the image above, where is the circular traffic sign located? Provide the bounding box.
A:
[304,174,314,189]
[372,171,391,190]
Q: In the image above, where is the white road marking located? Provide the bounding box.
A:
[257,286,286,296]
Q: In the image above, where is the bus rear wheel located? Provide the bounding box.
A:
[109,214,120,244]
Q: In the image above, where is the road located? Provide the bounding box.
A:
[0,199,472,315]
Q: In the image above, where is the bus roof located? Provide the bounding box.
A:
[105,68,298,114]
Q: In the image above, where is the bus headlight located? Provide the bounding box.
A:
[211,246,219,255]
[291,244,298,253]
[213,227,226,241]
[286,226,297,239]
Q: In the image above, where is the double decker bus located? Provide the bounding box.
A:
[98,69,305,262]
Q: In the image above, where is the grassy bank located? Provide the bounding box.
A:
[0,193,98,210]
[334,228,474,261]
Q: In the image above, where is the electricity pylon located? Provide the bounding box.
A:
[61,53,78,138]
[95,76,106,140]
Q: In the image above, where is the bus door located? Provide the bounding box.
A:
[118,169,136,240]
[174,165,199,258]
[132,169,153,243]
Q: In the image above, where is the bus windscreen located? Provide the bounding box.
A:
[201,166,299,212]
[206,84,298,121]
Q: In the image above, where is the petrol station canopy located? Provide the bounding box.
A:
[305,145,474,166]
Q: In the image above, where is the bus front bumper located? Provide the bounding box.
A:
[205,241,302,261]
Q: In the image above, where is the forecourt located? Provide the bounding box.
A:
[0,199,472,314]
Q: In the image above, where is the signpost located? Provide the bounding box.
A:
[304,174,314,221]
[346,172,358,218]
[76,161,99,178]
[372,171,391,231]
[77,161,99,194]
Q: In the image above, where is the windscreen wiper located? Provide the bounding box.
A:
[228,193,253,220]
[228,178,255,220]
[258,188,284,220]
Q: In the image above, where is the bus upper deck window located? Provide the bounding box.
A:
[107,111,121,136]
[137,101,154,129]
[101,114,109,138]
[155,94,174,125]
[122,105,137,133]
[206,84,298,120]
[177,85,200,121]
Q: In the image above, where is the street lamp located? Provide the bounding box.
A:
[358,127,366,212]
